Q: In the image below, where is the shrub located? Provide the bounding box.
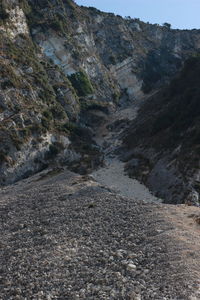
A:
[62,122,76,132]
[43,110,53,120]
[49,144,59,156]
[51,105,67,119]
[68,71,94,97]
[163,22,171,29]
[44,144,59,160]
[0,151,7,163]
[0,4,9,22]
[0,65,22,89]
[41,117,51,130]
[29,123,45,135]
[109,55,116,65]
[112,91,120,103]
[50,18,64,33]
[19,0,32,15]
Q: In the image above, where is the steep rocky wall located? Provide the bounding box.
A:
[25,0,200,102]
[2,0,200,99]
[0,0,82,184]
[0,0,200,185]
[122,57,200,205]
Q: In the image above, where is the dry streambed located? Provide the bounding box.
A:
[92,104,162,204]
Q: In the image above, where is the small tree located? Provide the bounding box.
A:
[163,22,171,29]
[0,3,9,21]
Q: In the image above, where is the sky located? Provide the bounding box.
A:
[75,0,200,30]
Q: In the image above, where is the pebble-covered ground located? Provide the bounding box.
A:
[92,103,162,204]
[1,168,200,299]
[92,158,162,203]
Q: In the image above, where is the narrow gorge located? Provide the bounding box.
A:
[1,0,200,299]
[0,0,200,203]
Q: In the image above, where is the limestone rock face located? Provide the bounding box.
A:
[0,6,29,38]
[28,0,200,100]
[0,0,200,184]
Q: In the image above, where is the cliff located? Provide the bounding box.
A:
[0,0,200,185]
[122,56,200,205]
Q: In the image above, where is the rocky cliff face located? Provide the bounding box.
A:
[122,56,200,205]
[0,0,200,185]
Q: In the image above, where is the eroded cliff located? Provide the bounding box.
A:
[0,0,200,187]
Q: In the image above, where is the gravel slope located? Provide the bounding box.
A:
[92,159,162,203]
[1,102,200,299]
[1,168,200,299]
[92,102,162,204]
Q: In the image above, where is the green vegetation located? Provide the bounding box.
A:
[19,0,32,15]
[0,151,7,163]
[61,0,76,10]
[0,25,75,156]
[112,91,120,103]
[49,144,59,156]
[28,124,44,135]
[0,10,9,22]
[68,71,94,97]
[88,6,102,14]
[24,0,75,33]
[0,64,23,89]
[79,98,109,114]
[163,22,171,29]
[0,2,9,24]
[57,121,76,133]
[49,17,65,33]
[44,144,60,160]
[43,110,53,120]
[50,105,67,119]
[109,55,117,65]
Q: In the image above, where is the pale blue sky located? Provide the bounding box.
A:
[75,0,200,29]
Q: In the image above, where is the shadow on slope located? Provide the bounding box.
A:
[122,56,200,205]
